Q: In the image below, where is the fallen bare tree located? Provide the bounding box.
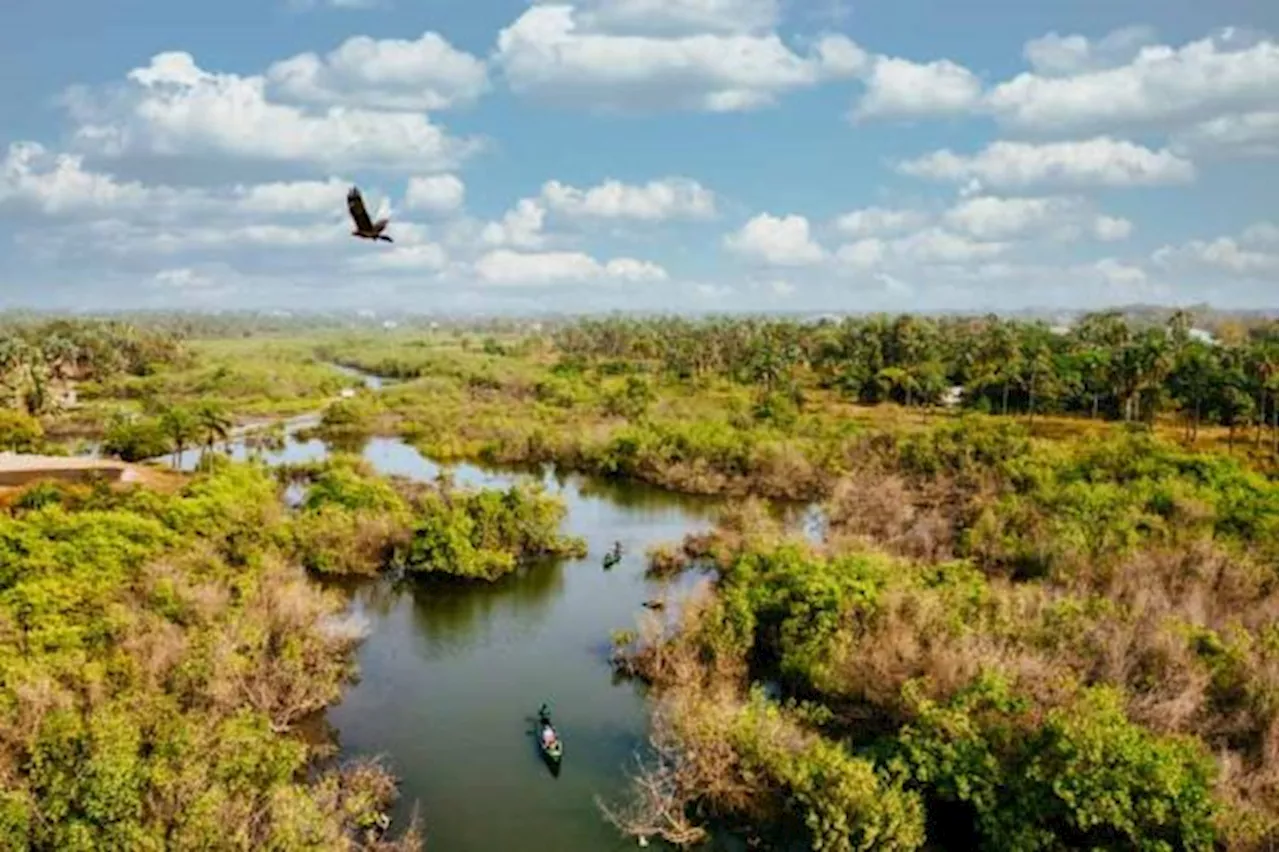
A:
[596,732,709,848]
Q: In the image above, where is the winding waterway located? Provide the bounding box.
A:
[160,365,795,850]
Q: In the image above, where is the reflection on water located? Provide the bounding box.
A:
[402,560,569,661]
[320,430,373,456]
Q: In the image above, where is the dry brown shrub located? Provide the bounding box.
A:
[652,458,733,496]
[1212,736,1280,852]
[329,758,425,852]
[824,472,958,562]
[820,582,1076,720]
[1098,543,1277,634]
[623,581,742,690]
[0,676,74,780]
[646,543,690,578]
[748,443,825,500]
[118,616,189,694]
[294,509,413,576]
[204,557,362,732]
[597,679,762,847]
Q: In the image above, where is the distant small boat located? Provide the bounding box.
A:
[602,541,623,569]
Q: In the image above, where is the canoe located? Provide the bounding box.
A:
[537,720,563,763]
[602,542,623,569]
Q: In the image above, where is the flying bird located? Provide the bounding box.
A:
[347,185,393,243]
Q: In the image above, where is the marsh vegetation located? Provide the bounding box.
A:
[0,308,1274,850]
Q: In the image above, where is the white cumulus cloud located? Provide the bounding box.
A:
[480,199,548,249]
[988,30,1279,134]
[942,195,1130,243]
[473,248,667,286]
[897,137,1195,189]
[404,174,466,213]
[1151,221,1279,279]
[853,56,983,119]
[1170,110,1278,159]
[493,4,864,112]
[1021,26,1158,76]
[834,206,928,237]
[266,32,490,111]
[724,213,825,265]
[570,0,781,36]
[65,51,478,172]
[540,177,716,220]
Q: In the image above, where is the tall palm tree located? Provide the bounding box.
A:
[194,402,233,461]
[20,359,52,417]
[1168,343,1215,441]
[159,405,199,467]
[1249,344,1277,444]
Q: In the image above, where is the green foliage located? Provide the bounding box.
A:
[894,416,1031,481]
[715,543,889,689]
[895,680,1220,851]
[0,461,416,850]
[400,482,586,580]
[101,416,171,462]
[630,525,1269,850]
[551,312,1280,433]
[0,409,43,451]
[94,338,347,418]
[320,397,377,433]
[277,458,586,580]
[729,693,927,852]
[956,429,1278,574]
[302,456,405,514]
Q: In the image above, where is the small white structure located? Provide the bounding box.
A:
[941,385,964,408]
[1188,328,1216,345]
[339,388,357,399]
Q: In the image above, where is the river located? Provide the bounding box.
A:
[160,365,789,851]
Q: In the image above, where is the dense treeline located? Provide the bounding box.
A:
[311,317,1277,501]
[0,311,550,341]
[609,422,1278,851]
[553,311,1279,440]
[0,319,188,417]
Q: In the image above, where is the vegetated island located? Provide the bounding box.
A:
[0,307,1274,851]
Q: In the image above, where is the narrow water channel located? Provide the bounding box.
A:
[159,367,757,850]
[329,458,723,851]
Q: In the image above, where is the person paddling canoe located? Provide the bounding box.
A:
[538,704,557,745]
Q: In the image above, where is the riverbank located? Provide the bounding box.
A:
[0,450,182,492]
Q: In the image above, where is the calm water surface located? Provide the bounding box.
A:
[161,369,762,851]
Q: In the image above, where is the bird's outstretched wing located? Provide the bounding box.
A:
[347,186,374,232]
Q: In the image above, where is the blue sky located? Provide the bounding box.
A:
[1,0,1276,314]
